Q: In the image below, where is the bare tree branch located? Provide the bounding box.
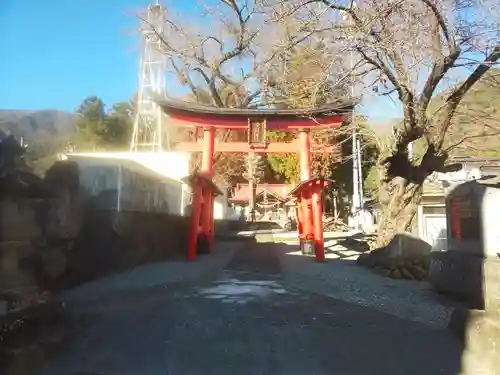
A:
[435,45,500,149]
[445,129,500,153]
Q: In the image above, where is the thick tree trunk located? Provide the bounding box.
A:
[376,177,423,248]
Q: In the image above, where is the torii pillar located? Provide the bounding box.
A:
[181,150,222,262]
[201,127,216,249]
[289,129,328,262]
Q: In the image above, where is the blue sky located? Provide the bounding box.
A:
[1,0,163,112]
[0,0,402,122]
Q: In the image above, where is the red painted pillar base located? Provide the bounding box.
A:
[299,192,314,255]
[312,190,325,262]
[306,195,314,241]
[209,193,215,250]
[298,129,312,253]
[200,189,211,252]
[196,191,210,255]
[187,185,202,261]
[297,129,326,262]
[201,127,215,253]
[296,204,303,240]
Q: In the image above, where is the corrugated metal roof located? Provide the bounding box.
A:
[423,180,445,196]
[449,156,500,166]
[422,158,500,197]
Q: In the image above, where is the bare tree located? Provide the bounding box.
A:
[137,0,274,183]
[138,0,353,185]
[138,0,320,107]
[269,0,500,246]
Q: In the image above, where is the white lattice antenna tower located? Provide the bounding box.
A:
[130,1,168,152]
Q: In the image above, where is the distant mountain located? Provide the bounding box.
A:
[368,70,500,157]
[0,109,77,143]
[416,70,500,157]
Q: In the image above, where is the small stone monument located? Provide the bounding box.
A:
[429,177,500,311]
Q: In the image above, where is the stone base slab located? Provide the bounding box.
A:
[429,251,500,311]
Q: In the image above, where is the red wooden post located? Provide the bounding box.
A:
[200,189,210,249]
[201,127,215,249]
[187,184,202,261]
[299,195,307,239]
[202,127,215,172]
[299,130,311,181]
[306,193,315,238]
[301,192,314,240]
[312,189,325,261]
[296,203,303,240]
[209,193,215,249]
[287,178,328,260]
[298,129,314,244]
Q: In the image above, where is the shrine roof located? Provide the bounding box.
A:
[157,99,356,119]
[229,184,292,203]
[287,177,330,197]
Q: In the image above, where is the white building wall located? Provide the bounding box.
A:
[68,151,190,181]
[66,151,242,220]
[213,188,239,221]
[67,153,187,215]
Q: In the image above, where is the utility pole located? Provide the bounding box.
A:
[342,2,363,230]
[352,121,361,229]
[357,137,364,227]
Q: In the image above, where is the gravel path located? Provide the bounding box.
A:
[58,240,240,312]
[38,239,464,375]
[274,237,456,329]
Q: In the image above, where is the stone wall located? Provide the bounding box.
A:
[41,157,194,289]
[0,198,42,292]
[0,199,193,293]
[0,158,193,294]
[51,210,190,289]
[1,152,245,294]
[0,198,42,242]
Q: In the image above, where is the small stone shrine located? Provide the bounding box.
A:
[429,178,500,311]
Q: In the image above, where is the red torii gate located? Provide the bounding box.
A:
[158,100,354,262]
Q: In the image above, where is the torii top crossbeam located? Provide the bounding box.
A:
[157,99,354,131]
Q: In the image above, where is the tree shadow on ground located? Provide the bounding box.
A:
[243,239,466,375]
